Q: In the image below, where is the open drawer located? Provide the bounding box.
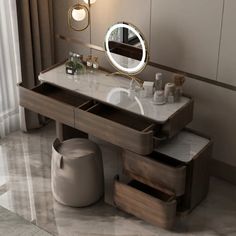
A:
[122,150,186,196]
[114,179,176,229]
[19,82,91,127]
[75,103,156,155]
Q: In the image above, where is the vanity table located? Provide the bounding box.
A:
[18,63,212,229]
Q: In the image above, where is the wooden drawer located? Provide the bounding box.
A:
[123,150,186,196]
[19,83,91,127]
[114,179,176,229]
[75,103,155,155]
[162,98,194,138]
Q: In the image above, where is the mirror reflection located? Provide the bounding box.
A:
[105,22,148,75]
[106,88,145,115]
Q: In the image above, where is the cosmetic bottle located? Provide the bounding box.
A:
[164,83,176,103]
[153,90,166,105]
[65,52,76,75]
[174,74,185,102]
[74,54,86,75]
[154,73,163,92]
[86,55,93,73]
[92,57,99,71]
[142,81,154,98]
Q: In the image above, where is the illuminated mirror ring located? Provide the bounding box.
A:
[105,22,148,75]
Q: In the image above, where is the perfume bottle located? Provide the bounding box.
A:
[92,57,99,71]
[65,52,76,75]
[173,74,185,102]
[86,55,93,73]
[74,54,86,75]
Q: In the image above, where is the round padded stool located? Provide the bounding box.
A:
[51,138,104,207]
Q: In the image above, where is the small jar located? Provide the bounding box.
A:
[92,57,99,71]
[153,90,166,105]
[164,83,176,103]
[86,55,93,73]
[143,81,154,98]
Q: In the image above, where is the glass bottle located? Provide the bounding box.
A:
[154,73,163,92]
[86,55,93,73]
[74,54,86,75]
[174,74,185,102]
[65,52,76,75]
[92,57,99,71]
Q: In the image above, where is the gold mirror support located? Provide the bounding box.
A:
[107,72,144,88]
[68,0,91,32]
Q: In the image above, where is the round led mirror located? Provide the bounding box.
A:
[105,22,148,76]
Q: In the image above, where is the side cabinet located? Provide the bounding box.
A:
[114,130,212,229]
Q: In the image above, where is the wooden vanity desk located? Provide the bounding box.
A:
[18,64,212,230]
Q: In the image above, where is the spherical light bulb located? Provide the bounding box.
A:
[83,0,96,4]
[72,8,86,21]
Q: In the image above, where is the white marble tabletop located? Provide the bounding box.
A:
[156,131,210,163]
[39,65,191,123]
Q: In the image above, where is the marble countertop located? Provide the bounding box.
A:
[156,131,210,163]
[39,65,191,123]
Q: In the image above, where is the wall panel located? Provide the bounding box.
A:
[150,0,223,80]
[218,0,236,86]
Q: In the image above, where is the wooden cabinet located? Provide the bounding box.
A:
[114,130,212,229]
[150,0,223,79]
[217,0,236,86]
[19,80,193,155]
[18,64,212,230]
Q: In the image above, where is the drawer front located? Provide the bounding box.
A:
[162,99,194,138]
[123,150,187,196]
[19,85,75,127]
[114,180,176,229]
[75,109,153,155]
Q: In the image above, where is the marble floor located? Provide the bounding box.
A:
[0,205,51,236]
[0,123,236,236]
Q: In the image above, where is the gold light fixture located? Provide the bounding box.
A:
[68,0,96,31]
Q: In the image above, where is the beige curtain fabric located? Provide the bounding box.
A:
[16,0,54,130]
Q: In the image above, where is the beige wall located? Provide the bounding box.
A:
[52,0,236,171]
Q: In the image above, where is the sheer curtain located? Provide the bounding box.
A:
[0,0,22,138]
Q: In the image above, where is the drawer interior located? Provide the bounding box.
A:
[85,103,154,131]
[128,180,175,202]
[33,83,90,107]
[148,152,184,168]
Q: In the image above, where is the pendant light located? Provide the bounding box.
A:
[68,0,96,31]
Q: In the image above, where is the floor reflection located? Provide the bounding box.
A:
[0,122,236,236]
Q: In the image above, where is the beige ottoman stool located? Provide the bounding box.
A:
[51,138,104,207]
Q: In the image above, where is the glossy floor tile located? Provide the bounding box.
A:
[0,205,52,236]
[0,122,236,236]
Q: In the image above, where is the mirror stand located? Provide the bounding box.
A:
[104,22,149,87]
[106,71,144,88]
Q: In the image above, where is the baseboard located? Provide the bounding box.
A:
[210,159,236,185]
